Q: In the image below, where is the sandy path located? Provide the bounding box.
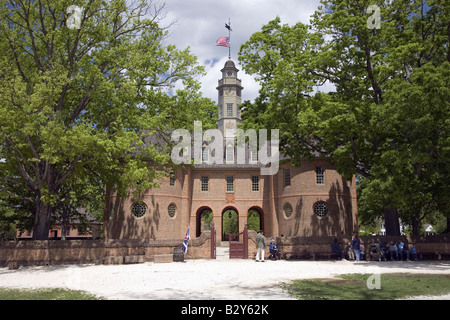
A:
[1,259,450,300]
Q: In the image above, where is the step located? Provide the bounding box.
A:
[219,241,230,247]
[215,247,229,260]
[124,255,146,264]
[103,256,124,265]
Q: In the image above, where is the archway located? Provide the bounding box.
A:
[222,207,239,241]
[196,207,213,238]
[247,207,264,233]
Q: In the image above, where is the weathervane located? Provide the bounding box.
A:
[216,18,233,59]
[225,18,232,59]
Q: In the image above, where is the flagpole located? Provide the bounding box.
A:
[228,18,231,59]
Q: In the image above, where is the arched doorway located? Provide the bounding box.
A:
[222,207,239,241]
[196,207,213,237]
[247,207,263,232]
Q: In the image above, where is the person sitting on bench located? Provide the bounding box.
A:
[269,239,280,260]
[331,238,346,260]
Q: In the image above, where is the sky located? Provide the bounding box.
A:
[160,0,323,103]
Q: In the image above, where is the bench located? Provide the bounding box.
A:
[282,251,313,260]
[313,252,341,260]
[419,252,439,260]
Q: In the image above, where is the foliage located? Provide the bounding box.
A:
[199,209,213,231]
[238,0,450,235]
[222,209,239,237]
[0,0,216,239]
[247,209,261,232]
[0,287,103,300]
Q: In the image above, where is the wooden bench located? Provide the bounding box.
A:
[419,252,439,260]
[313,252,341,260]
[282,251,314,260]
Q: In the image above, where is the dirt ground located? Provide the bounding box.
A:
[1,258,450,300]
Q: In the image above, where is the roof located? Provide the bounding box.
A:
[221,59,239,72]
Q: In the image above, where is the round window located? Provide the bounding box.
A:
[283,202,293,219]
[313,201,329,218]
[168,203,177,218]
[131,202,147,218]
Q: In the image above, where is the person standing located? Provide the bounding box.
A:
[352,233,361,262]
[255,230,267,262]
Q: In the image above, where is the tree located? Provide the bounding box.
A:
[238,0,449,235]
[0,0,216,239]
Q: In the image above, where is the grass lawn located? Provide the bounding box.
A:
[281,273,450,300]
[0,287,104,300]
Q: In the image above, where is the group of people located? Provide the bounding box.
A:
[373,238,418,261]
[257,230,419,262]
[331,234,419,262]
[255,230,280,262]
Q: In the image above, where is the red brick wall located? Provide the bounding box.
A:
[275,235,450,260]
[104,160,358,242]
[0,231,213,267]
[1,234,449,267]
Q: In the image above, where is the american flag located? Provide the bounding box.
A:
[216,36,230,48]
[182,227,190,253]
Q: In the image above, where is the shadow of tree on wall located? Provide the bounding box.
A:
[110,195,161,240]
[307,177,353,237]
[288,197,303,237]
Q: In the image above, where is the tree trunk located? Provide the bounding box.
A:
[383,202,400,236]
[32,201,53,240]
[444,217,450,234]
[61,206,69,241]
[411,214,421,236]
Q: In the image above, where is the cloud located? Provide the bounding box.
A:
[162,0,322,102]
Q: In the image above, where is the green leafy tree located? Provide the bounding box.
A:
[0,0,216,239]
[239,0,449,235]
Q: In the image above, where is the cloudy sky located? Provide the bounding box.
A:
[160,0,323,103]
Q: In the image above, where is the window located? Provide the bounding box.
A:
[250,150,258,163]
[227,103,233,117]
[202,147,209,163]
[226,176,234,192]
[226,146,234,163]
[283,203,293,219]
[313,201,329,218]
[201,176,209,191]
[251,176,260,191]
[131,202,147,218]
[168,203,177,218]
[284,168,291,186]
[169,171,176,186]
[315,166,325,184]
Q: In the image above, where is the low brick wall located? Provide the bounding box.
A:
[274,235,450,260]
[2,233,448,267]
[0,231,212,267]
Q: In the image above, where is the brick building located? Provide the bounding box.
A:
[104,60,357,241]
